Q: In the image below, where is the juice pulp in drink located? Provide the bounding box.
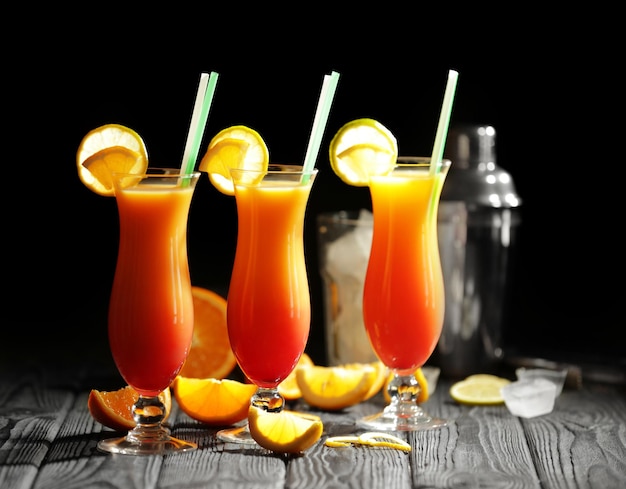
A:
[363,169,445,374]
[227,179,314,388]
[109,183,196,397]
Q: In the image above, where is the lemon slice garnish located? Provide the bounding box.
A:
[76,124,148,196]
[199,125,269,195]
[329,118,397,186]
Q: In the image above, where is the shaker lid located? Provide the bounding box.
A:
[442,124,521,208]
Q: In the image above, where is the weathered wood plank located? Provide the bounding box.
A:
[2,370,625,489]
[0,372,74,489]
[522,385,626,489]
[31,391,163,489]
[156,415,286,489]
[407,383,541,489]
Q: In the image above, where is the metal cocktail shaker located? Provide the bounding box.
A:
[432,124,522,379]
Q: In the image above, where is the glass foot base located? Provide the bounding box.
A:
[217,425,258,445]
[357,408,449,432]
[97,428,197,455]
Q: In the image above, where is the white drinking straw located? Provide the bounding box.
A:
[181,71,219,174]
[429,70,459,175]
[302,71,341,174]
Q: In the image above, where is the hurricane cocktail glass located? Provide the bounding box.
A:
[358,157,451,431]
[98,168,200,455]
[217,164,317,445]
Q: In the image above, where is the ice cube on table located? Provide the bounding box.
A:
[501,378,557,418]
[515,368,567,396]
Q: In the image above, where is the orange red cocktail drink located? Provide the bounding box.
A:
[108,171,198,395]
[217,164,317,445]
[227,165,317,388]
[359,158,451,431]
[100,169,200,455]
[364,162,446,374]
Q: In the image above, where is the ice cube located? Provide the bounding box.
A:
[515,368,567,396]
[326,210,373,280]
[501,378,557,418]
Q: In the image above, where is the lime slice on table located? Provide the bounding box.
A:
[328,118,398,186]
[198,125,269,195]
[449,375,511,406]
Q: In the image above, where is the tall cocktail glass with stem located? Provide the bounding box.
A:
[217,164,318,445]
[357,157,451,431]
[98,168,200,455]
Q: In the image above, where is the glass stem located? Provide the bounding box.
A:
[251,388,284,413]
[127,395,170,443]
[385,373,423,417]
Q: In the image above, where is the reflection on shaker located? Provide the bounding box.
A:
[432,124,522,379]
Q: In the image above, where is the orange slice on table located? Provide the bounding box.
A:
[277,352,315,401]
[296,364,377,411]
[173,377,257,426]
[198,125,269,195]
[88,385,171,432]
[328,118,397,187]
[178,286,236,380]
[76,123,148,196]
[449,374,511,406]
[383,367,430,404]
[341,361,388,401]
[247,406,323,454]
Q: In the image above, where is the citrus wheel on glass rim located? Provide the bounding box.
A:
[178,286,236,380]
[76,123,149,196]
[198,125,269,195]
[328,118,397,186]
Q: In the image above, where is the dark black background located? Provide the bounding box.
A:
[3,8,623,375]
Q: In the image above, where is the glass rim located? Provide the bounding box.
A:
[229,164,319,176]
[111,167,201,178]
[396,156,452,166]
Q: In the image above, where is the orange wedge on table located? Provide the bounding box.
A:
[341,361,388,401]
[247,406,323,454]
[88,385,171,432]
[76,123,148,196]
[173,377,257,426]
[277,353,314,401]
[296,363,379,411]
[178,286,236,380]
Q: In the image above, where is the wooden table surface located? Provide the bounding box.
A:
[1,366,625,489]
